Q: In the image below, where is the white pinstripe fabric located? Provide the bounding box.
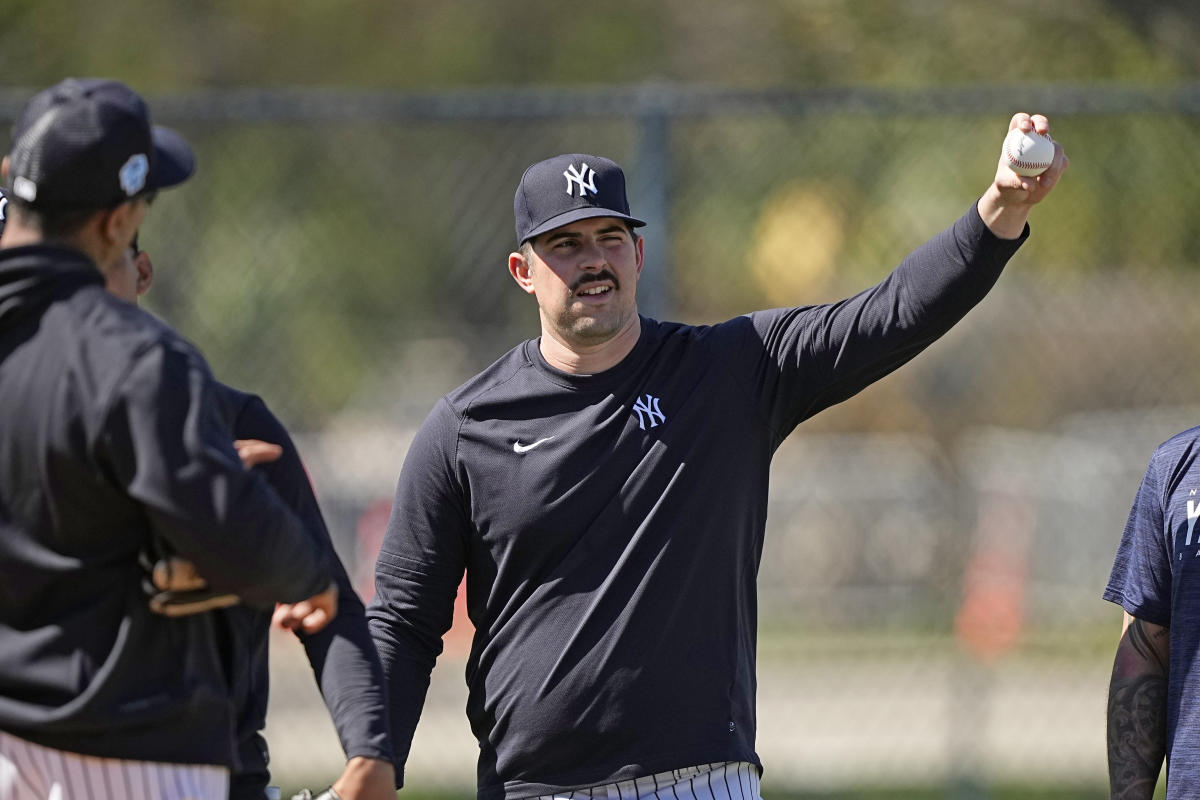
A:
[0,729,229,800]
[533,761,762,800]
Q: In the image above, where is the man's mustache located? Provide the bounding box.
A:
[571,270,620,294]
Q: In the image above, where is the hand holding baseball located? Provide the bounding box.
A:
[977,112,1069,239]
[993,113,1067,198]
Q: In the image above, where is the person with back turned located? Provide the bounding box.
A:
[0,78,337,800]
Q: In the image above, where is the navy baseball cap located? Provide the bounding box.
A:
[514,153,645,245]
[6,78,195,212]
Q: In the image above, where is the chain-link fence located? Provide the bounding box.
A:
[6,82,1199,794]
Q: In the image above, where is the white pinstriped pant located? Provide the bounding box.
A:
[0,729,229,800]
[534,761,762,800]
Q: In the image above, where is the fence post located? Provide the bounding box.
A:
[632,85,672,320]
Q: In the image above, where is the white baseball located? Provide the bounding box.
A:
[1002,128,1054,177]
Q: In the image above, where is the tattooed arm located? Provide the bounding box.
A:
[1107,612,1169,800]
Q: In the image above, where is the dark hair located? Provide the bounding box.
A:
[7,196,101,240]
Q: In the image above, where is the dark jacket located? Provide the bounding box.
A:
[0,244,333,767]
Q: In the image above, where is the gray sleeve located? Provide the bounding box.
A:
[1104,449,1172,627]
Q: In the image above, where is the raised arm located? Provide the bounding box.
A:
[735,113,1068,437]
[977,112,1068,240]
[1107,612,1169,800]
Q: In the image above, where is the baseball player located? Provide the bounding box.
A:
[1104,427,1200,799]
[0,78,337,799]
[118,234,397,800]
[367,114,1067,798]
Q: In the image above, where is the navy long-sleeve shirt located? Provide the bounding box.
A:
[368,203,1027,798]
[215,386,394,799]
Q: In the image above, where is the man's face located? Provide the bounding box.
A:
[94,195,149,286]
[103,232,152,304]
[516,216,644,349]
[103,242,141,304]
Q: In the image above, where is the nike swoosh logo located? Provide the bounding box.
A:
[513,437,555,453]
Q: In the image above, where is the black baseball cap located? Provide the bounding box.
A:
[514,153,645,245]
[0,187,7,237]
[6,78,195,212]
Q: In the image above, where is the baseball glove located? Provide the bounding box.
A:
[137,438,278,617]
[140,550,241,617]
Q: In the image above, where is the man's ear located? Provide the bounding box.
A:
[1,155,9,183]
[134,251,155,296]
[98,200,141,249]
[509,251,536,296]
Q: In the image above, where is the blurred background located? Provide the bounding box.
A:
[6,0,1200,796]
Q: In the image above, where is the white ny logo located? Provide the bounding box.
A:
[1187,500,1200,547]
[563,163,598,197]
[632,395,666,430]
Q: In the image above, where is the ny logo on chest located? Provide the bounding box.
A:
[1180,489,1200,560]
[631,394,666,430]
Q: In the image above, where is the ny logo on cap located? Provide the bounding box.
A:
[119,154,149,196]
[563,163,598,197]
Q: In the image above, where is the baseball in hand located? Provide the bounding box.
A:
[1002,128,1054,177]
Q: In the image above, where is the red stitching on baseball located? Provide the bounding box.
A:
[1004,140,1051,169]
